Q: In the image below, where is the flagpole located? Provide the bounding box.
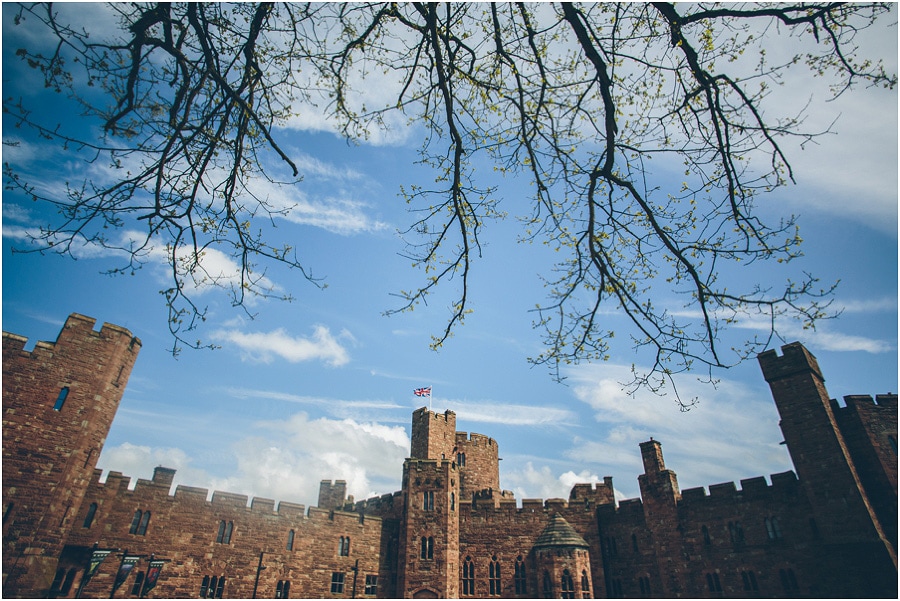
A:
[429,384,433,412]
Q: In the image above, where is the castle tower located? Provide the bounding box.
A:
[636,439,683,597]
[758,342,897,596]
[454,431,500,499]
[399,408,461,598]
[531,515,593,599]
[2,315,141,598]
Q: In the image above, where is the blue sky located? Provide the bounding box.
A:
[2,5,897,509]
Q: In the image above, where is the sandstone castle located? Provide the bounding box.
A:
[3,314,897,598]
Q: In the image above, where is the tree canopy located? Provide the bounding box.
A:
[4,2,896,399]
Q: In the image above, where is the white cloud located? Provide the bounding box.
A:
[96,413,410,509]
[212,325,352,366]
[560,362,793,499]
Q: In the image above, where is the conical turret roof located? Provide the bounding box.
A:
[533,514,589,549]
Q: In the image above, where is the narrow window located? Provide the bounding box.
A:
[419,536,434,560]
[339,535,351,556]
[137,511,151,535]
[581,570,590,597]
[514,556,527,595]
[728,521,744,545]
[53,387,69,411]
[364,574,378,595]
[457,452,466,466]
[451,492,456,511]
[331,572,345,594]
[638,576,651,597]
[200,575,210,597]
[286,529,294,551]
[83,502,98,528]
[560,569,575,599]
[462,556,475,595]
[611,578,623,598]
[129,510,142,534]
[702,525,711,545]
[51,568,66,592]
[632,533,639,553]
[3,502,14,524]
[216,520,226,543]
[706,572,722,593]
[209,576,218,599]
[423,490,434,511]
[771,516,782,539]
[131,571,145,596]
[222,521,233,544]
[489,556,501,596]
[741,570,759,592]
[61,569,77,595]
[276,580,291,599]
[779,568,798,591]
[542,570,552,598]
[215,576,226,598]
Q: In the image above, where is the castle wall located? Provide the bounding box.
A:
[62,467,393,599]
[2,315,141,597]
[3,316,896,599]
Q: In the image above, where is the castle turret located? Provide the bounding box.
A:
[2,315,141,598]
[758,342,897,596]
[532,515,593,599]
[636,439,683,597]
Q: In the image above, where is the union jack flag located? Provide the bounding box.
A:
[414,386,432,397]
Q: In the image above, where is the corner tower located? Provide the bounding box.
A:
[758,342,896,596]
[2,314,141,597]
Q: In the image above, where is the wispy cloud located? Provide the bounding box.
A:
[431,399,576,427]
[212,325,354,366]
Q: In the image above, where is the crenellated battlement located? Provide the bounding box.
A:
[569,478,616,506]
[678,470,800,506]
[455,431,496,447]
[758,341,824,383]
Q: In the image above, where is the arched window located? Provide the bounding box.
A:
[638,576,651,597]
[423,490,434,511]
[216,520,226,543]
[462,556,475,595]
[129,510,142,534]
[286,529,294,551]
[83,502,98,528]
[542,570,552,598]
[706,572,722,593]
[276,580,291,598]
[514,556,527,595]
[200,575,210,598]
[131,571,145,596]
[223,520,233,544]
[581,570,590,596]
[457,452,467,466]
[489,556,501,596]
[701,524,711,545]
[137,510,151,535]
[741,570,759,592]
[53,387,69,411]
[779,568,798,591]
[339,535,351,556]
[420,536,434,560]
[451,492,456,511]
[560,569,575,599]
[61,568,77,595]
